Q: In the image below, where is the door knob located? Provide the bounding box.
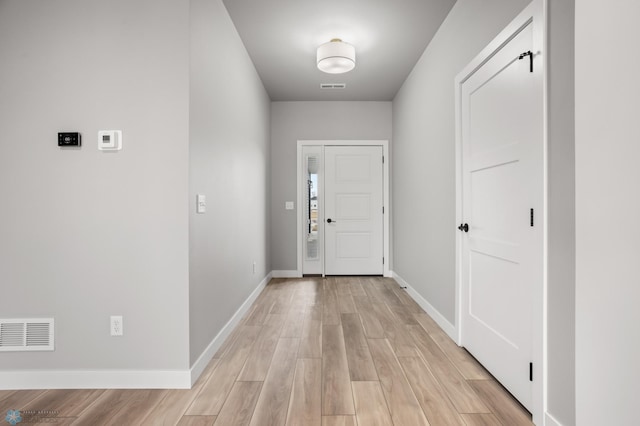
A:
[327,218,336,223]
[458,223,469,232]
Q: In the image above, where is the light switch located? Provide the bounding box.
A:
[285,201,294,210]
[197,194,206,214]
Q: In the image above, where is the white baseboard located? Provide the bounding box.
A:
[189,271,272,386]
[391,271,457,341]
[545,412,563,426]
[0,369,191,390]
[0,272,274,391]
[272,270,301,278]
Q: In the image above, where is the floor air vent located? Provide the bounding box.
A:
[0,318,54,351]
[320,83,346,89]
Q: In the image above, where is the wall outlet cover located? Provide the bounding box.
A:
[110,316,123,336]
[196,194,206,214]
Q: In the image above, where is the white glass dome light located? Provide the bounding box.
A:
[317,39,356,74]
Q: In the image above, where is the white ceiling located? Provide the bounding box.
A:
[222,0,457,101]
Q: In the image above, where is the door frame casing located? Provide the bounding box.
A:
[296,140,391,278]
[454,2,547,425]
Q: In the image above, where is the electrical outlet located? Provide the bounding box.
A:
[110,316,123,336]
[252,261,256,274]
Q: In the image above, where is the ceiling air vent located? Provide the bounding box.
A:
[320,83,346,90]
[0,318,54,351]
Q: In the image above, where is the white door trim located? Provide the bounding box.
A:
[297,140,391,278]
[454,2,547,424]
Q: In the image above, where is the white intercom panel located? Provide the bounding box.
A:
[98,130,122,151]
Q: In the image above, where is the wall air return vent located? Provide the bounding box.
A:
[320,83,346,89]
[0,318,54,351]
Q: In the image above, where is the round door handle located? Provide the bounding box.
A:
[458,223,469,232]
[327,218,336,223]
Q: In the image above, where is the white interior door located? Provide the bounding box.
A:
[460,20,543,411]
[325,146,383,275]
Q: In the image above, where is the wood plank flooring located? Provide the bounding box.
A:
[0,277,532,425]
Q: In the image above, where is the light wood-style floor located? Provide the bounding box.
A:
[0,277,533,425]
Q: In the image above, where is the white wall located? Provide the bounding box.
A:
[270,102,392,272]
[546,0,576,423]
[575,0,640,424]
[392,0,530,323]
[189,0,271,365]
[0,0,190,371]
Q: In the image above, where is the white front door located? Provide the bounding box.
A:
[325,146,383,275]
[459,20,543,411]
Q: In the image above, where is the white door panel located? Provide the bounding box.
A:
[336,194,371,219]
[469,250,522,347]
[470,160,522,244]
[460,20,543,412]
[335,155,372,182]
[336,233,372,258]
[325,146,383,275]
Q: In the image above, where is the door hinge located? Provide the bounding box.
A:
[382,206,385,214]
[519,50,533,72]
[382,156,384,164]
[529,362,533,381]
[382,257,385,265]
[530,208,534,227]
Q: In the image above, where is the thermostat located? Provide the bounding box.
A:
[98,130,122,151]
[58,132,81,147]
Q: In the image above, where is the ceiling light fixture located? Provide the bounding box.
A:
[317,39,356,74]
